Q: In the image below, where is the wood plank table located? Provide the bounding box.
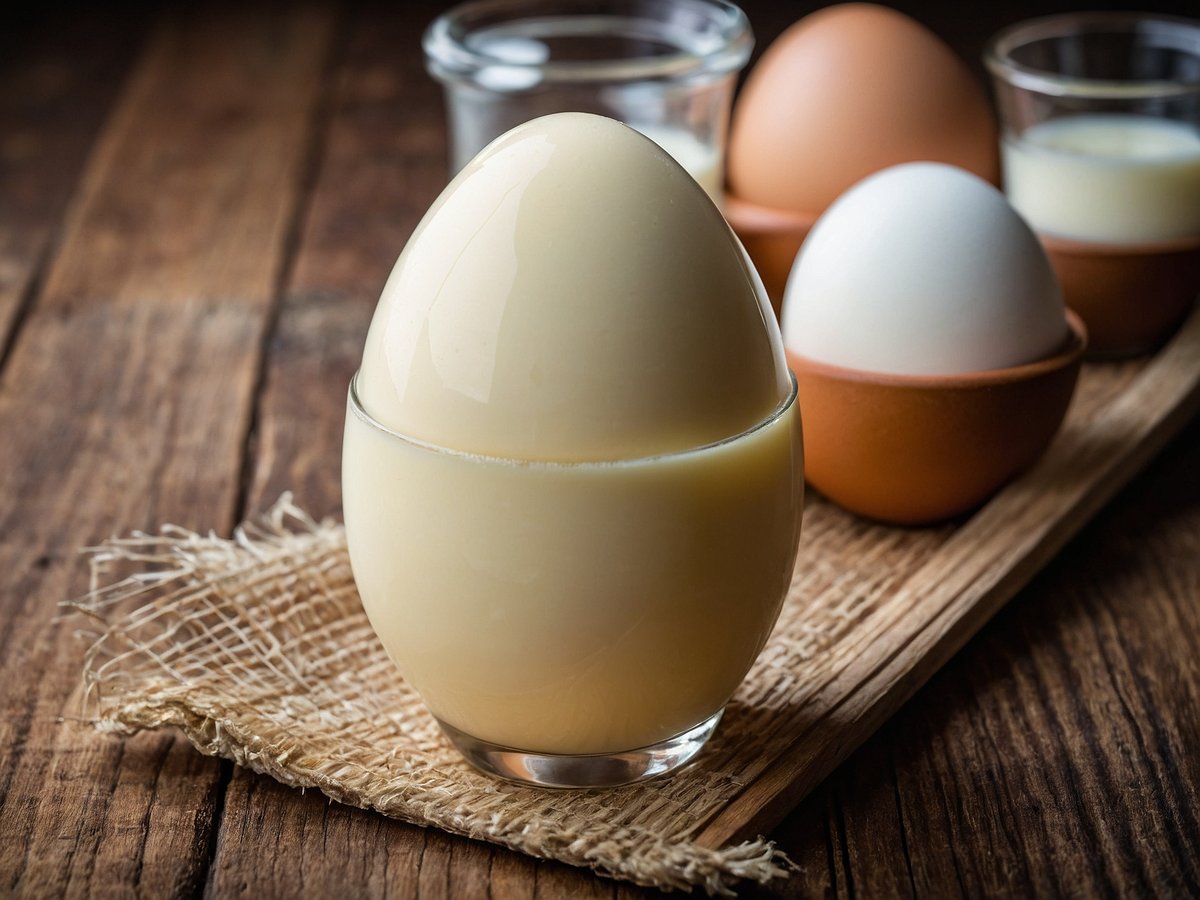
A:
[2,1,1197,896]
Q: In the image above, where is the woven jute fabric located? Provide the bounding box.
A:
[71,496,811,895]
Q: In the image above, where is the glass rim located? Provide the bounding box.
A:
[984,11,1200,99]
[347,368,797,469]
[423,0,753,86]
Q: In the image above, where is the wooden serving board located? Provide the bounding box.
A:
[690,306,1200,849]
[72,303,1200,894]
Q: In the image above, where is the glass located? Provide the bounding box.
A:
[342,372,802,788]
[985,13,1200,357]
[985,12,1200,245]
[423,0,753,201]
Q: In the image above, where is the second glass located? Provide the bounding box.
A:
[423,0,753,201]
[985,13,1200,355]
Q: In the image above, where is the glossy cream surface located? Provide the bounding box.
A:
[632,123,724,202]
[1003,115,1200,244]
[345,112,802,755]
[344,387,801,755]
[358,113,788,463]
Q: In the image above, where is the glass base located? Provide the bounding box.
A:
[438,709,724,788]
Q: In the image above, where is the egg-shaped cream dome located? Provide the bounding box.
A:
[358,112,790,461]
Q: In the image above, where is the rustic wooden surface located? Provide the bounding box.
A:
[1,1,1197,897]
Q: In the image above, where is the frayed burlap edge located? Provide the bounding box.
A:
[67,496,792,895]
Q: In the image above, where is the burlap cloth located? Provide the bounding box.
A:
[71,495,838,895]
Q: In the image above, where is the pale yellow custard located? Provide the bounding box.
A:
[343,113,802,773]
[1004,115,1200,244]
[344,376,801,754]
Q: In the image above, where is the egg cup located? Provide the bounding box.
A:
[786,312,1086,525]
[1040,234,1200,359]
[342,373,803,788]
[723,197,816,318]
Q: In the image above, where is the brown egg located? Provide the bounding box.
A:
[728,3,999,217]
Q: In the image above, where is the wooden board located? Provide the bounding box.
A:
[64,290,1200,895]
[0,6,334,894]
[693,308,1200,847]
[0,11,143,363]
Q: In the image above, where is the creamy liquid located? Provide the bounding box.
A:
[343,386,802,755]
[1003,115,1200,244]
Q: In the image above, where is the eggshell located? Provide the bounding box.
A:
[357,112,790,462]
[728,3,999,217]
[782,163,1067,376]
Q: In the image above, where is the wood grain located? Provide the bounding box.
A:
[2,0,1199,896]
[695,311,1200,848]
[0,5,333,895]
[748,413,1200,898]
[243,1,444,517]
[0,10,143,366]
[205,4,520,897]
[214,4,649,896]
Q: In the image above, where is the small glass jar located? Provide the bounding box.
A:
[985,13,1200,355]
[423,0,752,201]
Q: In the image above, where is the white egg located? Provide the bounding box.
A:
[781,162,1067,375]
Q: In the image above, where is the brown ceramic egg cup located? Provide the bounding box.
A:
[1039,233,1200,359]
[724,196,815,318]
[787,312,1087,526]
